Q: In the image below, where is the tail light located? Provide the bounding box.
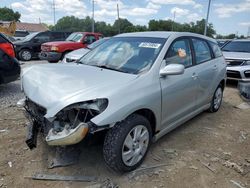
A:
[0,42,15,58]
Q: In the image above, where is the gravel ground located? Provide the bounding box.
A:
[0,60,47,109]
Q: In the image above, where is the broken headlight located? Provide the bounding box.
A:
[53,99,108,132]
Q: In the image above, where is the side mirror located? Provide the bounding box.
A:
[160,63,185,77]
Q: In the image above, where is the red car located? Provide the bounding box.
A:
[39,32,103,63]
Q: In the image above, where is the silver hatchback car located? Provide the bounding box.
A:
[20,32,226,172]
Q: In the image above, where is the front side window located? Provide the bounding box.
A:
[165,38,192,68]
[34,33,50,42]
[209,41,223,58]
[192,38,212,64]
[79,37,166,74]
[222,41,250,53]
[66,33,83,42]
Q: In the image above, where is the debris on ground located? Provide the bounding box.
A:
[189,165,198,170]
[0,129,8,133]
[7,162,12,168]
[223,161,244,174]
[48,146,81,169]
[235,103,250,110]
[200,161,216,173]
[27,173,97,182]
[230,180,246,188]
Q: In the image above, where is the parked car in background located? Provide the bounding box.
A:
[2,33,16,42]
[216,39,231,48]
[20,32,226,172]
[222,39,250,81]
[14,30,29,41]
[39,32,103,63]
[14,31,71,61]
[62,37,110,63]
[0,33,20,84]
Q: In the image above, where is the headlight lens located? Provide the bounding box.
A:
[51,46,59,51]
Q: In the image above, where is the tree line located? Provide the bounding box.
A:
[0,7,245,39]
[50,16,216,37]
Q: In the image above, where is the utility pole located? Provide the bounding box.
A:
[171,11,176,31]
[204,0,211,36]
[117,0,120,33]
[52,0,56,25]
[92,0,95,32]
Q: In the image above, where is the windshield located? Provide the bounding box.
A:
[222,41,250,53]
[22,32,38,41]
[88,38,109,49]
[66,33,83,42]
[79,37,166,74]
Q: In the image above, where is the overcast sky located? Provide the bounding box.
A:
[1,0,250,36]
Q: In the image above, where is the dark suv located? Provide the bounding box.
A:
[14,31,71,61]
[0,33,20,84]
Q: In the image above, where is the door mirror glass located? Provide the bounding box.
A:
[160,63,185,77]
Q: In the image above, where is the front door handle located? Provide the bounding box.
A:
[192,73,198,80]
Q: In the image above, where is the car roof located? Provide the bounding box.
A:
[115,31,216,43]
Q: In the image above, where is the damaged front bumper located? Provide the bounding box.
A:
[18,98,107,149]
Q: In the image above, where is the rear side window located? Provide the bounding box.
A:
[165,38,193,68]
[192,38,212,64]
[209,41,223,58]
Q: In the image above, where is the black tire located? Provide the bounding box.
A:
[18,49,32,61]
[208,84,223,113]
[103,114,152,173]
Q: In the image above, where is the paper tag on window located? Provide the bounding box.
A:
[177,48,186,58]
[139,42,161,49]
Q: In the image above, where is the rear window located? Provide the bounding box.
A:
[15,31,29,37]
[209,41,223,58]
[222,41,250,53]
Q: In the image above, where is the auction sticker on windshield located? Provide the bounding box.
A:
[139,42,161,48]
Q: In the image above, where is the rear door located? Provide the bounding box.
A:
[191,38,218,107]
[160,37,198,128]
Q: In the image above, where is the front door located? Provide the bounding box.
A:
[160,38,198,129]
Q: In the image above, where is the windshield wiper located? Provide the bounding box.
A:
[94,65,128,73]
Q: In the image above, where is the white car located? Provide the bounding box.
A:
[62,37,110,63]
[222,39,250,81]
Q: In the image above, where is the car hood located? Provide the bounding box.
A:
[65,48,90,60]
[22,63,137,115]
[43,41,78,47]
[222,51,250,60]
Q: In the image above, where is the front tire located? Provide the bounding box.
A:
[103,114,152,173]
[19,49,32,61]
[209,84,223,112]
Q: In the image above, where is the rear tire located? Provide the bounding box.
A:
[208,84,223,113]
[103,114,152,173]
[19,49,32,61]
